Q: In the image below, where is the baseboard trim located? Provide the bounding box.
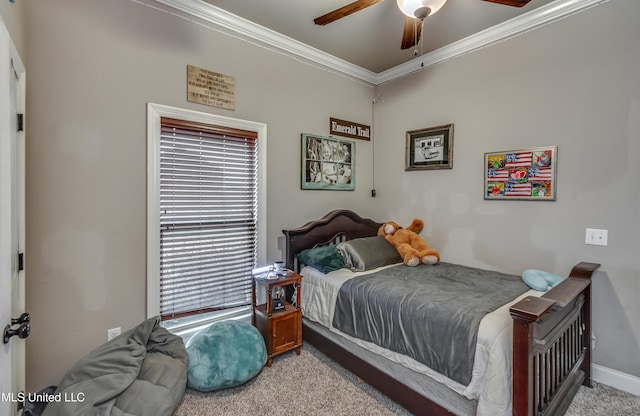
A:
[593,364,640,396]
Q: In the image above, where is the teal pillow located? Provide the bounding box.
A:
[298,244,346,273]
[185,321,266,391]
[522,269,564,292]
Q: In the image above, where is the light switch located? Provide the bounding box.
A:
[585,228,608,246]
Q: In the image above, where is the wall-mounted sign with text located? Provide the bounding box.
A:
[187,65,235,110]
[329,117,370,141]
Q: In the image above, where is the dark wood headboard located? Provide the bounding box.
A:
[282,210,382,272]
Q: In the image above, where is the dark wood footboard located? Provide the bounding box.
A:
[510,262,600,416]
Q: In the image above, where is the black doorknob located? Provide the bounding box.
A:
[11,312,30,325]
[3,323,30,344]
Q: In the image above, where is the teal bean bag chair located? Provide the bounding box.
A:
[185,320,267,391]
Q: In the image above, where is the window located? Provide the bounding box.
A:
[147,104,266,333]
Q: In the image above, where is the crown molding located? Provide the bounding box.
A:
[377,0,610,84]
[153,0,609,86]
[153,0,379,84]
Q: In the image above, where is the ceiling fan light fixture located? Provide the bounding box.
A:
[396,0,447,19]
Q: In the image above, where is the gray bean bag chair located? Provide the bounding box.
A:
[43,316,187,416]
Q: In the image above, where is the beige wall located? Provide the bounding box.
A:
[22,0,640,392]
[373,0,640,379]
[23,0,375,390]
[0,0,25,58]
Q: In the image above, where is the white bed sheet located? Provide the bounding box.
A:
[300,264,539,416]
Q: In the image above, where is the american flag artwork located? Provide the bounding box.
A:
[505,182,532,197]
[505,152,533,168]
[528,167,552,181]
[485,146,556,200]
[487,168,509,181]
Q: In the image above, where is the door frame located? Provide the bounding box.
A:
[0,14,26,416]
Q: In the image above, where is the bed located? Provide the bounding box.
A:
[282,209,600,416]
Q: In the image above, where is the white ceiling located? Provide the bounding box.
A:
[155,0,606,84]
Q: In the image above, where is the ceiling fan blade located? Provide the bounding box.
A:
[481,0,531,7]
[401,16,422,50]
[314,0,384,26]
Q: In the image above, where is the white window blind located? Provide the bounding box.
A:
[159,117,258,320]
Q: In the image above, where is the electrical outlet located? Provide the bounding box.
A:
[585,228,608,246]
[107,327,121,341]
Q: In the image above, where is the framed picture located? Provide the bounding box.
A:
[301,133,355,190]
[405,124,454,170]
[484,146,557,201]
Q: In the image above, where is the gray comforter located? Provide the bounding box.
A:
[43,316,187,416]
[332,262,528,385]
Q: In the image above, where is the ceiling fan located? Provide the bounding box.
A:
[314,0,532,50]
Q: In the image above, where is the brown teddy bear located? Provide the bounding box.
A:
[377,219,440,267]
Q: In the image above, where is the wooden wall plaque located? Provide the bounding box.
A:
[329,117,370,141]
[187,65,235,110]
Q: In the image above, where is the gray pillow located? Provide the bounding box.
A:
[337,236,402,272]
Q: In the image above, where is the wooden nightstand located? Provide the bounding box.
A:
[252,268,302,367]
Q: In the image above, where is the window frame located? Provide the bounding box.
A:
[146,103,267,320]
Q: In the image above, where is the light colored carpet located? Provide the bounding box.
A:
[174,344,640,416]
[565,380,640,416]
